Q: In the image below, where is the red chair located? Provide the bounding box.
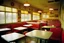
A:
[50,28,62,43]
[62,31,64,43]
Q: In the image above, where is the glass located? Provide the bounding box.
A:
[21,14,25,21]
[0,12,5,24]
[12,8,17,12]
[6,7,12,11]
[0,6,5,11]
[12,13,18,22]
[6,12,12,23]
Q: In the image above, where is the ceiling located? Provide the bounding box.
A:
[15,0,60,12]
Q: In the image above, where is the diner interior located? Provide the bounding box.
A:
[0,0,64,43]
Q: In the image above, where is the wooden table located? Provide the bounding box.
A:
[1,32,25,43]
[25,30,53,43]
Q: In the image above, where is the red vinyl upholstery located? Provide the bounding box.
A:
[31,24,39,30]
[50,28,62,41]
[62,31,64,43]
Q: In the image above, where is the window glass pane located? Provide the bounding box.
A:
[0,6,5,11]
[6,7,12,11]
[24,11,28,14]
[33,13,40,20]
[6,12,12,23]
[33,15,36,20]
[12,8,17,12]
[21,10,24,14]
[37,13,40,20]
[21,10,28,14]
[0,12,5,24]
[42,13,49,18]
[28,14,31,20]
[12,13,18,22]
[24,14,28,21]
[21,14,25,21]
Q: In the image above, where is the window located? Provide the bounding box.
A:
[6,12,12,23]
[6,7,12,12]
[0,6,5,11]
[33,12,40,20]
[0,6,18,24]
[42,13,49,18]
[21,14,25,21]
[21,10,31,21]
[0,12,5,24]
[12,13,18,22]
[12,8,17,12]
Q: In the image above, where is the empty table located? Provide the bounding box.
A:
[41,25,55,31]
[23,24,32,27]
[25,30,53,43]
[0,28,10,31]
[14,27,27,30]
[0,28,11,35]
[1,32,25,43]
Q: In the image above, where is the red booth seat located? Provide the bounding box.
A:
[48,20,61,28]
[10,22,27,32]
[62,31,64,43]
[31,24,39,30]
[50,28,62,42]
[0,24,11,28]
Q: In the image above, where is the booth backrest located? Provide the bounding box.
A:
[50,28,62,41]
[62,31,64,43]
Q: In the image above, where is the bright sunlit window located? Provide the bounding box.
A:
[0,12,5,24]
[0,6,18,24]
[12,13,18,22]
[6,7,12,11]
[33,12,40,20]
[21,14,31,21]
[42,13,49,18]
[21,10,31,21]
[0,6,5,11]
[12,8,17,12]
[6,12,12,23]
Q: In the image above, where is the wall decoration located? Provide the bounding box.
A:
[11,2,14,6]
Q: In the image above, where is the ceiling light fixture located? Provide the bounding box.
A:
[49,8,54,10]
[24,0,30,7]
[38,11,42,13]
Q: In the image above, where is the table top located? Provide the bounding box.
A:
[42,25,55,28]
[23,24,32,27]
[0,28,11,31]
[14,27,27,30]
[1,32,25,42]
[27,22,39,24]
[25,30,53,39]
[27,22,46,24]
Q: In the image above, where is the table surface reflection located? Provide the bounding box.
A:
[1,32,25,42]
[26,30,53,39]
[14,27,27,30]
[0,28,11,31]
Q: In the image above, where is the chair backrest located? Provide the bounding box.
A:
[50,28,62,40]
